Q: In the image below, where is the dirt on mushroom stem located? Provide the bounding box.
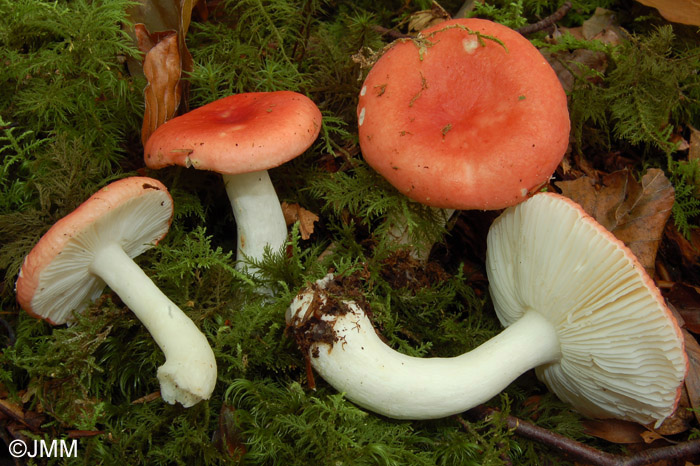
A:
[287,252,451,364]
[286,274,374,388]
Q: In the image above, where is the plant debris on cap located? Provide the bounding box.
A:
[486,192,688,426]
[16,177,173,325]
[357,18,570,210]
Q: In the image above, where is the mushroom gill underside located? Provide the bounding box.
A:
[287,193,688,427]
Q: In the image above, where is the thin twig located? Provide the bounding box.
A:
[516,2,572,36]
[372,25,411,41]
[463,405,700,466]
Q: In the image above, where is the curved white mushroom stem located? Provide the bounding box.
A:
[386,208,455,261]
[90,242,217,408]
[286,274,561,419]
[223,170,288,276]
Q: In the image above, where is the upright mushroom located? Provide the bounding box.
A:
[15,177,217,408]
[357,18,570,254]
[144,91,322,276]
[287,193,687,426]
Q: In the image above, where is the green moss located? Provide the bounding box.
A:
[1,0,698,464]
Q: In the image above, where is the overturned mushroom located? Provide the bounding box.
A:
[286,193,687,426]
[15,177,217,408]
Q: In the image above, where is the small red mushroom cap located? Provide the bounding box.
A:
[144,91,322,174]
[15,177,173,325]
[357,18,570,210]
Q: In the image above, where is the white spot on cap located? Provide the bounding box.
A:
[520,188,528,197]
[360,86,367,96]
[358,107,366,126]
[463,38,479,54]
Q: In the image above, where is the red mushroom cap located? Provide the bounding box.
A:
[16,177,173,325]
[144,91,322,175]
[357,18,570,210]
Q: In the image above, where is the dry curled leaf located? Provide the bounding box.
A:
[665,283,700,334]
[689,126,700,162]
[665,222,700,268]
[282,202,319,240]
[682,329,700,424]
[556,168,674,277]
[654,390,695,436]
[636,0,700,26]
[582,418,652,444]
[126,0,196,78]
[542,8,621,93]
[406,1,450,33]
[0,398,45,432]
[212,404,246,460]
[138,26,182,145]
[130,1,197,144]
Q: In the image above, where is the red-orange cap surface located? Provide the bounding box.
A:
[144,91,322,175]
[16,177,173,325]
[357,18,570,210]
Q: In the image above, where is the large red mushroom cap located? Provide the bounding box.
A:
[357,18,570,210]
[144,91,322,174]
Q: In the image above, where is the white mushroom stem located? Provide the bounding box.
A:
[286,275,562,420]
[90,241,217,408]
[223,170,288,276]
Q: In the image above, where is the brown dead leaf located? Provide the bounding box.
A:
[665,222,700,267]
[556,169,675,277]
[129,1,198,144]
[125,0,196,77]
[212,403,246,460]
[640,430,667,444]
[636,0,700,26]
[406,1,450,33]
[139,27,182,146]
[689,126,700,163]
[682,329,700,424]
[654,385,694,436]
[0,398,25,421]
[134,25,174,55]
[665,283,700,334]
[580,8,618,40]
[281,202,319,240]
[543,9,621,93]
[0,398,45,432]
[582,418,651,444]
[542,45,609,94]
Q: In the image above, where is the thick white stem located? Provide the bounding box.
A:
[223,170,288,276]
[287,278,561,419]
[90,242,217,407]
